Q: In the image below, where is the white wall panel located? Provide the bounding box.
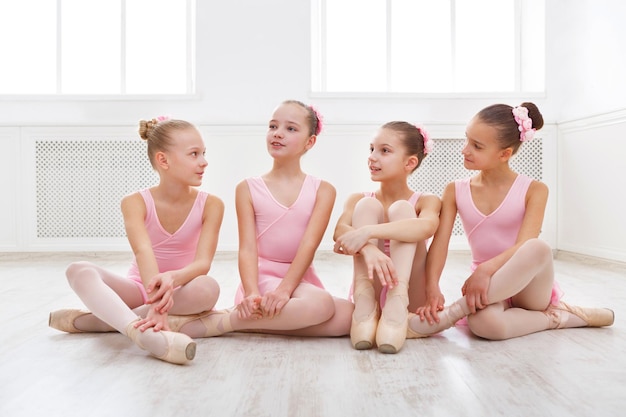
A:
[558,111,626,262]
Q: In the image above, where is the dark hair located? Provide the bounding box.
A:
[281,100,323,136]
[138,118,196,168]
[381,121,428,172]
[475,102,544,154]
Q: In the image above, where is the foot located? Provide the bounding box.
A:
[406,313,428,339]
[197,308,234,337]
[168,310,213,332]
[350,303,379,350]
[375,310,408,354]
[49,309,115,333]
[125,319,196,365]
[546,302,614,328]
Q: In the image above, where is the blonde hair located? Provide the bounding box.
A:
[138,118,195,168]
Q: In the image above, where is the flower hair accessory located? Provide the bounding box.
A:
[512,106,535,142]
[309,105,324,135]
[415,124,433,155]
[156,115,171,123]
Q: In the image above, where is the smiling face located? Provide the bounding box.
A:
[368,127,416,182]
[266,102,315,159]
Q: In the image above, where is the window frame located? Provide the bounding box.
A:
[310,0,545,98]
[0,0,197,99]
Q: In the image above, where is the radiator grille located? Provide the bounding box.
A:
[36,140,157,238]
[409,137,543,236]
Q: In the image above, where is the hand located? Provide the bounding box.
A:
[360,245,398,289]
[461,268,491,314]
[415,288,445,325]
[134,305,170,332]
[237,294,263,320]
[260,288,291,318]
[334,227,371,255]
[146,272,176,314]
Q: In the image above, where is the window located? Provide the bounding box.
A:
[312,0,545,94]
[0,0,195,95]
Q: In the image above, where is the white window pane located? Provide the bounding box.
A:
[455,0,515,92]
[0,0,56,93]
[126,0,188,94]
[325,0,386,92]
[521,0,545,92]
[61,0,121,94]
[391,0,452,92]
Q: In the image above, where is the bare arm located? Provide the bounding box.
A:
[235,180,261,298]
[417,182,456,322]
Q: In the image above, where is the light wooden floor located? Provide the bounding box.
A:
[0,250,624,417]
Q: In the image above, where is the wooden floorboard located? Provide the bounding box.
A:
[0,251,623,417]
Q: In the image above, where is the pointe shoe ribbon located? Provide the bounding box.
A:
[125,319,196,365]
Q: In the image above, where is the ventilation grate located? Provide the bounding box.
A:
[36,140,157,238]
[409,137,543,236]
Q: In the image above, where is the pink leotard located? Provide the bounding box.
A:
[127,189,208,302]
[234,175,326,303]
[455,175,561,305]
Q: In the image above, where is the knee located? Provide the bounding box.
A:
[520,238,553,263]
[192,275,220,308]
[65,261,96,288]
[387,200,416,221]
[318,292,336,321]
[467,311,509,341]
[304,292,335,324]
[353,197,383,218]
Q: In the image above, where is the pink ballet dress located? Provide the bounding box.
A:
[349,191,423,306]
[234,175,326,303]
[455,175,562,306]
[126,188,209,303]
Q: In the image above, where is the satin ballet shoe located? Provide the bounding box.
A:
[49,309,116,333]
[547,302,614,328]
[167,310,213,332]
[406,313,428,339]
[350,303,379,350]
[375,310,408,354]
[125,319,196,365]
[197,308,234,337]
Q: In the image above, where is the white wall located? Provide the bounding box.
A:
[0,1,623,262]
[545,0,626,262]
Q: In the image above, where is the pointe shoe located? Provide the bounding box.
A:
[350,303,379,350]
[547,302,614,328]
[406,313,428,339]
[167,310,213,332]
[125,320,196,365]
[375,310,408,354]
[49,309,117,333]
[197,308,234,337]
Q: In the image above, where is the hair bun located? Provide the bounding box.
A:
[520,102,544,131]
